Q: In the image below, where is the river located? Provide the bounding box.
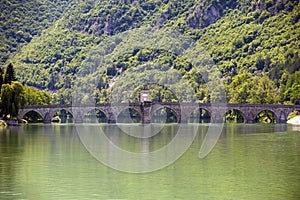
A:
[0,123,299,199]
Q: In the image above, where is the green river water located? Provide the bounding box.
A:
[0,124,299,199]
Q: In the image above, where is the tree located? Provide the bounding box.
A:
[0,68,4,91]
[4,63,16,84]
[23,85,52,105]
[248,76,280,104]
[282,70,300,104]
[0,84,13,119]
[228,73,254,104]
[0,82,25,119]
[228,73,280,104]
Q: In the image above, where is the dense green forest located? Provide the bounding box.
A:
[0,64,51,119]
[1,0,299,105]
[0,0,73,63]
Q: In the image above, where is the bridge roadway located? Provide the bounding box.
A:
[18,102,300,124]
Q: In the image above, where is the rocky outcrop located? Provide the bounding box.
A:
[186,0,237,29]
[287,116,300,125]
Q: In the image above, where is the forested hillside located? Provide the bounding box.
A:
[0,0,74,64]
[1,0,300,104]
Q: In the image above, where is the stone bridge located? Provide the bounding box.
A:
[18,102,300,124]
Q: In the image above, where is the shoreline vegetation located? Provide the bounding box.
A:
[0,64,51,125]
[0,120,17,127]
[0,120,7,127]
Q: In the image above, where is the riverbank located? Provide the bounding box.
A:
[0,120,7,127]
[287,116,300,125]
[0,119,22,126]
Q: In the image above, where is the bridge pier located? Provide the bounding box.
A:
[43,113,52,124]
[211,115,225,123]
[107,113,116,123]
[244,119,255,123]
[277,119,287,123]
[44,119,52,124]
[278,111,287,123]
[141,102,152,124]
[108,119,116,123]
[179,116,188,123]
[74,118,84,123]
[244,114,255,123]
[210,107,226,123]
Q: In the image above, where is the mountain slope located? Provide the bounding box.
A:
[0,0,75,64]
[1,0,300,104]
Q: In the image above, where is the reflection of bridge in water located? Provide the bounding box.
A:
[19,103,300,124]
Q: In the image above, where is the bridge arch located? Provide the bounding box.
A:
[84,108,108,123]
[50,108,73,117]
[44,112,52,123]
[51,108,74,123]
[21,110,44,123]
[116,107,142,123]
[254,109,278,123]
[225,108,245,123]
[151,106,179,123]
[188,107,211,123]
